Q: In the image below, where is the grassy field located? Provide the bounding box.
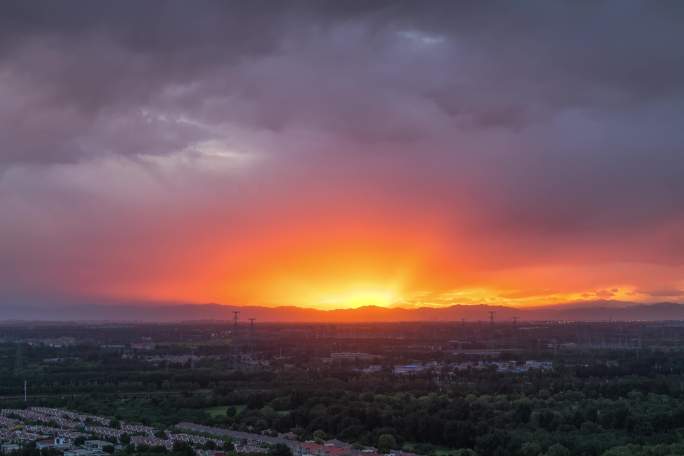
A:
[204,404,246,418]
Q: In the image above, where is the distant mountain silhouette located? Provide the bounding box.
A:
[2,300,684,322]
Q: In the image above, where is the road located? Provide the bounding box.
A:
[175,422,300,450]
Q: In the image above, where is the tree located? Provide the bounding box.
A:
[443,421,474,448]
[601,446,641,456]
[313,430,327,442]
[172,442,194,456]
[377,434,398,453]
[120,434,131,445]
[520,442,542,456]
[544,444,570,456]
[513,401,532,424]
[268,444,293,456]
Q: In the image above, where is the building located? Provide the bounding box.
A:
[55,436,72,448]
[131,342,156,351]
[330,352,377,361]
[1,444,21,454]
[393,362,437,375]
[85,440,113,451]
[64,449,103,456]
[36,439,55,450]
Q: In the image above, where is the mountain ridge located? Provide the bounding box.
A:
[2,300,684,322]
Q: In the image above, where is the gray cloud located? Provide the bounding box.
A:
[0,1,682,161]
[640,289,684,298]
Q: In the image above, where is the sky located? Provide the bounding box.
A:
[1,0,684,311]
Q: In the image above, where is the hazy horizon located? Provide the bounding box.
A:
[3,299,684,323]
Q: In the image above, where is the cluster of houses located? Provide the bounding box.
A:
[0,408,425,456]
[0,413,58,453]
[296,440,418,456]
[3,407,110,428]
[451,360,553,373]
[391,360,553,375]
[0,408,226,455]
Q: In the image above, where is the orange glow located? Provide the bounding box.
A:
[83,209,684,310]
[64,199,684,310]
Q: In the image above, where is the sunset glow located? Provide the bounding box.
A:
[1,2,684,319]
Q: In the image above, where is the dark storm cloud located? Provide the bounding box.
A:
[1,0,683,201]
[1,1,683,164]
[0,1,684,146]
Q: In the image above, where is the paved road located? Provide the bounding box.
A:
[176,422,299,450]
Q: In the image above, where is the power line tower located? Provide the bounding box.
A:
[248,318,257,355]
[231,311,241,369]
[489,311,496,326]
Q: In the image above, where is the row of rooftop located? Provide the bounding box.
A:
[0,407,226,455]
[0,408,417,456]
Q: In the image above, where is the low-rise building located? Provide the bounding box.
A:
[85,440,114,451]
[1,444,21,454]
[64,449,103,456]
[36,439,55,450]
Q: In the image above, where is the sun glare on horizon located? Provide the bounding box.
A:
[318,287,401,309]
